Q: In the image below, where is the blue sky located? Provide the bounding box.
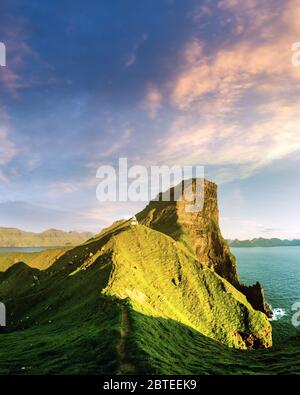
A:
[0,0,300,239]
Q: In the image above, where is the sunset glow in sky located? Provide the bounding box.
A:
[0,0,300,239]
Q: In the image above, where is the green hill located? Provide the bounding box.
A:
[103,225,271,349]
[0,227,93,247]
[0,179,299,374]
[0,248,68,272]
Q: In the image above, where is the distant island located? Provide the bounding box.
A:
[227,238,300,247]
[0,227,94,247]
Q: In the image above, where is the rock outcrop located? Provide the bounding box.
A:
[137,178,272,318]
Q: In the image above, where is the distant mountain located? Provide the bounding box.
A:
[227,238,300,247]
[0,227,94,247]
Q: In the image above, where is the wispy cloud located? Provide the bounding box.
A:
[100,128,133,158]
[0,19,54,97]
[0,27,32,96]
[172,0,300,111]
[125,33,148,67]
[0,125,16,164]
[220,216,299,240]
[150,99,300,182]
[0,106,18,180]
[142,83,163,118]
[0,199,141,233]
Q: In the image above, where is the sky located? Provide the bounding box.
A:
[0,0,300,239]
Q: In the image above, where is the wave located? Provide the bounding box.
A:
[269,307,286,321]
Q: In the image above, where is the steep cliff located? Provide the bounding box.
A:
[137,179,272,318]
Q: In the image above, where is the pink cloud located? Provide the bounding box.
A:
[171,0,300,111]
[142,83,163,118]
[137,0,300,182]
[149,98,300,183]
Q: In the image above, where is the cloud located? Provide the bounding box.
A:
[220,217,263,239]
[0,29,33,96]
[0,201,77,232]
[0,107,18,179]
[100,128,133,158]
[125,33,148,67]
[0,126,16,165]
[171,0,300,111]
[148,99,300,183]
[141,0,300,182]
[220,216,299,240]
[0,170,9,183]
[46,177,98,199]
[142,83,163,118]
[84,202,141,226]
[0,19,54,97]
[192,3,213,20]
[0,199,143,233]
[85,127,134,167]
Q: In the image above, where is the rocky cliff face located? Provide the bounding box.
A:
[137,178,272,318]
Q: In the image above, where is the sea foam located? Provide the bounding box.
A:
[269,307,286,321]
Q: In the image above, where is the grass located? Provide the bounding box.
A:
[103,225,271,349]
[0,248,68,272]
[126,309,300,375]
[0,218,298,374]
[0,253,119,374]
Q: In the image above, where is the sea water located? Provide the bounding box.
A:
[232,246,300,344]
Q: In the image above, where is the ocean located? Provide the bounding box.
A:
[232,246,300,344]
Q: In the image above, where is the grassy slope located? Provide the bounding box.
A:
[0,248,68,272]
[0,220,130,374]
[104,225,271,349]
[0,221,299,374]
[0,255,119,374]
[126,309,300,375]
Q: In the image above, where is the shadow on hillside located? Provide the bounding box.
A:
[124,308,300,375]
[48,225,129,274]
[0,288,300,375]
[136,183,183,240]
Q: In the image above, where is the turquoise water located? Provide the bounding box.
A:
[232,247,300,344]
[0,247,56,254]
